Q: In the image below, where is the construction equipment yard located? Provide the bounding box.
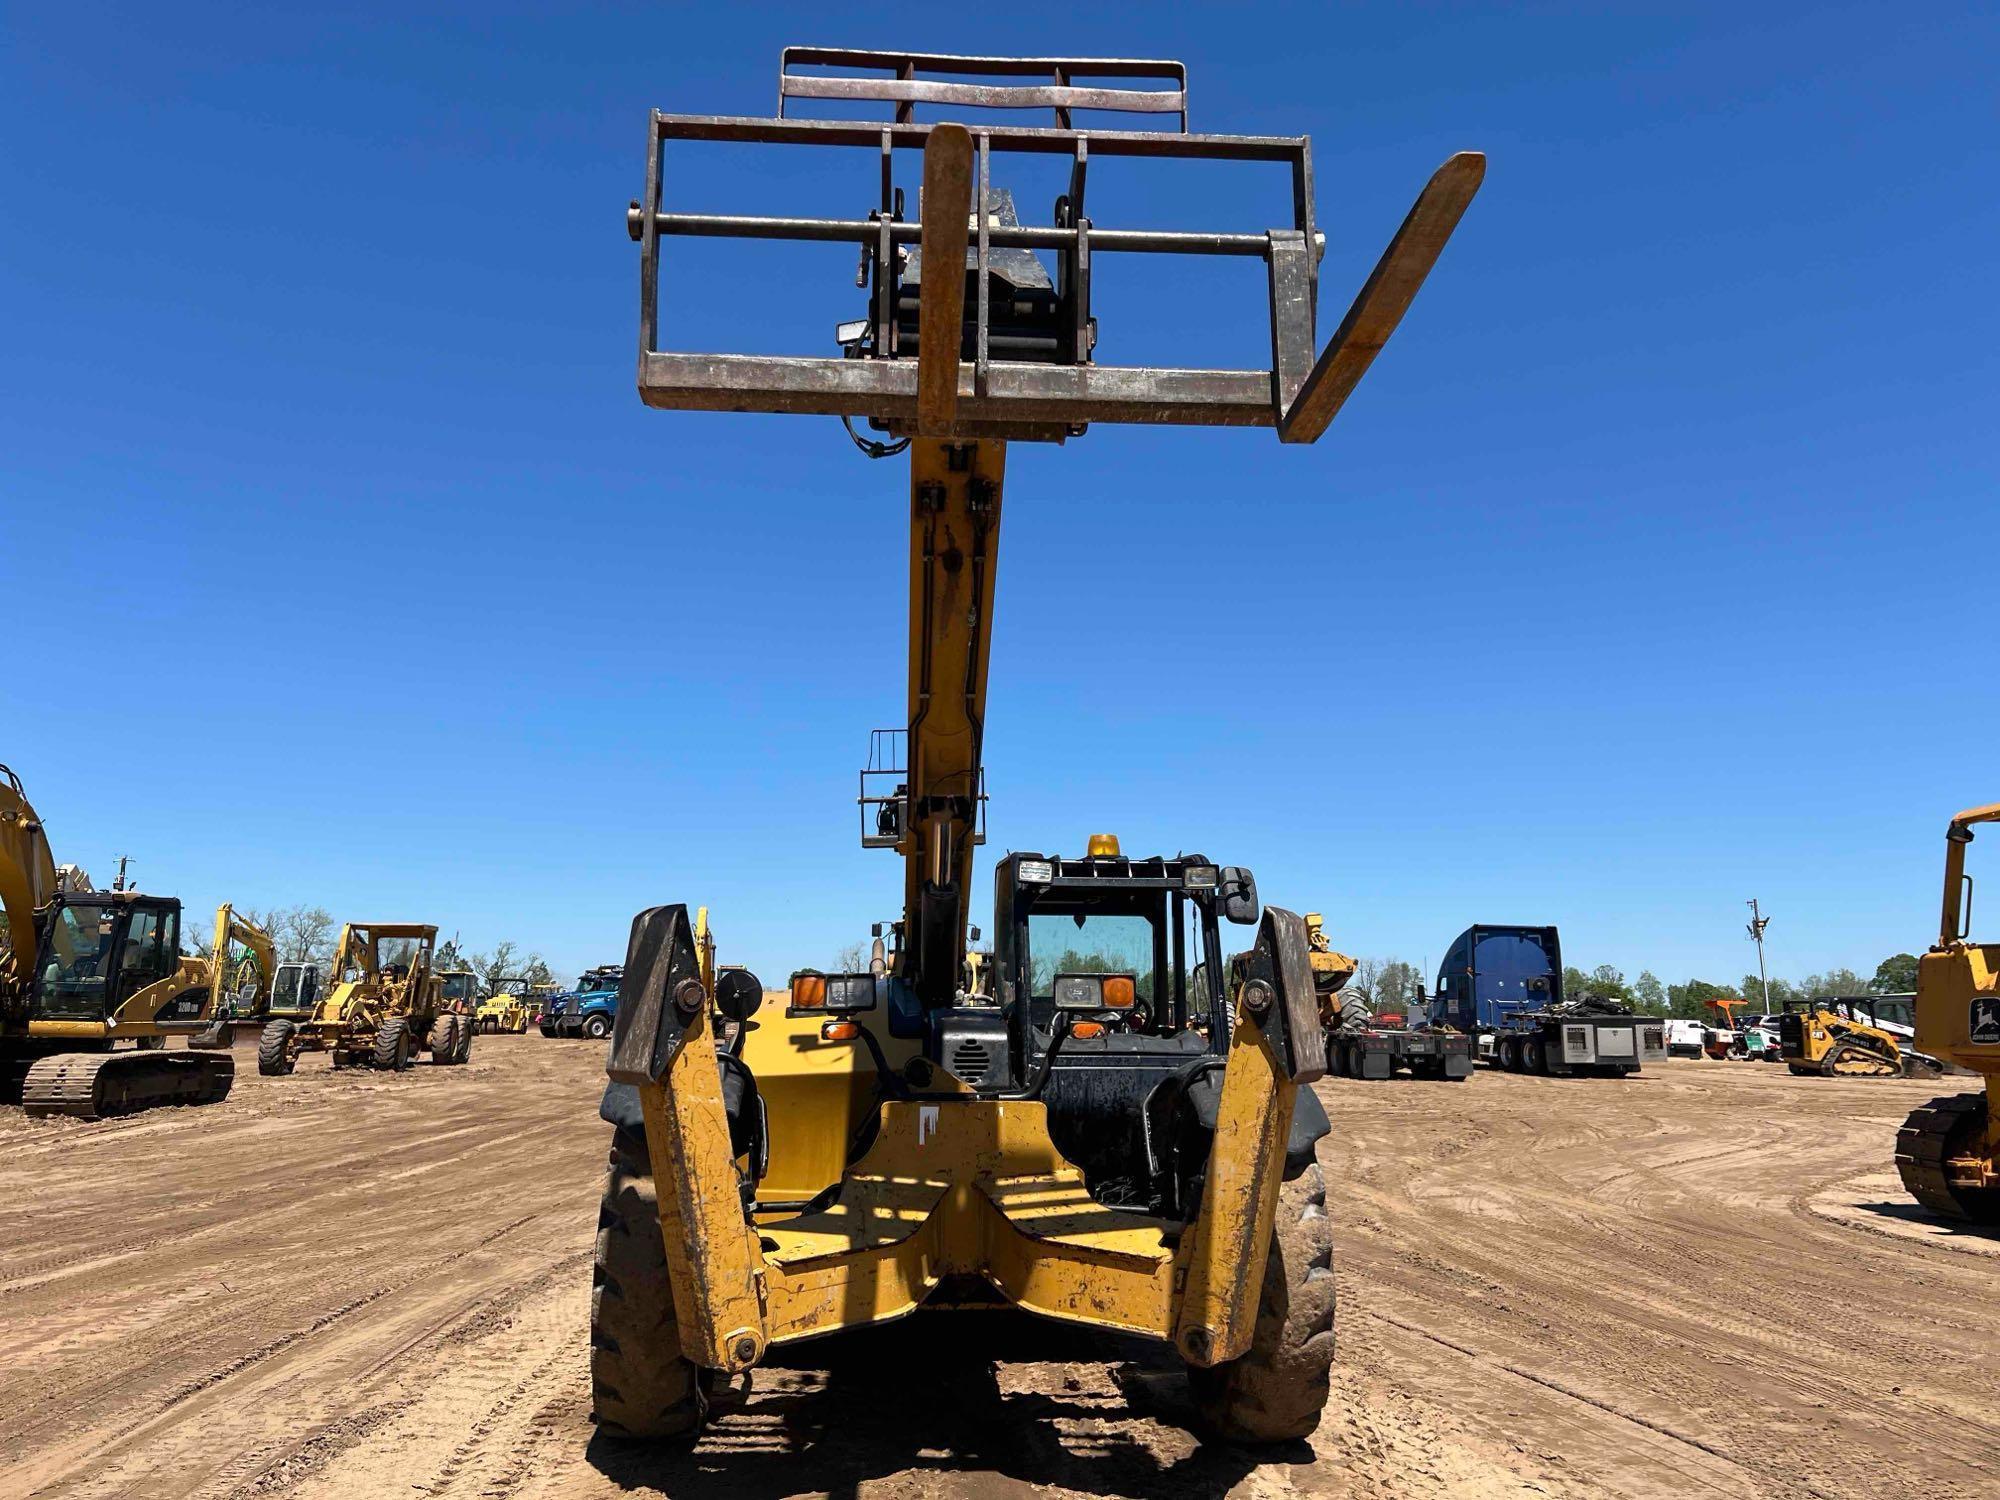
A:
[5,1038,1991,1500]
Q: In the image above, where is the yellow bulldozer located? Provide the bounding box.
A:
[590,47,1481,1443]
[257,922,471,1073]
[1896,803,2000,1223]
[1,763,272,1118]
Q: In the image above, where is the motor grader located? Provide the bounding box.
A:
[1896,803,2000,1223]
[594,48,1481,1442]
[2,763,260,1118]
[257,922,471,1073]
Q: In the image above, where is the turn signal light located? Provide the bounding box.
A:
[790,972,827,1011]
[1070,1020,1105,1039]
[820,1020,860,1042]
[1102,976,1136,1009]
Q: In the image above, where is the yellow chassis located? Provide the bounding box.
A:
[611,905,1324,1374]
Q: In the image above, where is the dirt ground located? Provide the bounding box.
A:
[2,1037,1994,1500]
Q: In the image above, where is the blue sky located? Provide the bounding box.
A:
[4,3,1993,990]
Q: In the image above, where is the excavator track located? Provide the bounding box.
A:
[1895,1092,1999,1223]
[21,1050,235,1120]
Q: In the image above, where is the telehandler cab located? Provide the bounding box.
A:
[1896,803,2000,1222]
[2,765,261,1117]
[595,49,1481,1442]
[258,922,470,1074]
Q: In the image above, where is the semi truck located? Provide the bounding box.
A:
[1426,924,1665,1077]
[544,965,624,1039]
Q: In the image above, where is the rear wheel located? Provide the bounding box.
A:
[454,1015,475,1064]
[592,1125,708,1440]
[1523,1035,1546,1074]
[1187,1163,1335,1441]
[373,1017,413,1071]
[430,1014,461,1065]
[258,1019,298,1076]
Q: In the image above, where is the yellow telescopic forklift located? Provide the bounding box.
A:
[257,922,470,1074]
[593,49,1481,1442]
[2,764,253,1118]
[1896,803,2000,1222]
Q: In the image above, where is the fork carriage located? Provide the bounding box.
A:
[627,46,1482,444]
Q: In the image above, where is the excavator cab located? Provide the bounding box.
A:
[32,892,187,1021]
[598,47,1480,1446]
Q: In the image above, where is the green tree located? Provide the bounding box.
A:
[1564,964,1633,1004]
[1870,953,1920,994]
[1632,970,1667,1014]
[1666,978,1732,1019]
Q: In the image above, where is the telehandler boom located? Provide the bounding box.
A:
[595,48,1481,1443]
[1896,803,2000,1222]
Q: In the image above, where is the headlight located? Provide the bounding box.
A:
[835,318,869,346]
[1053,973,1138,1010]
[1183,864,1218,890]
[1018,859,1054,885]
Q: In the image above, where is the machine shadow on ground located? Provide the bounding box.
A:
[1851,1198,2000,1243]
[585,1311,1297,1499]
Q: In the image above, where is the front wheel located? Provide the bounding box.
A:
[258,1019,297,1076]
[592,1125,708,1440]
[584,1013,612,1041]
[1187,1164,1335,1441]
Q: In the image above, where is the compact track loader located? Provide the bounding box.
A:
[1896,803,2000,1222]
[1,765,262,1118]
[257,922,470,1074]
[1779,998,1903,1076]
[594,49,1481,1443]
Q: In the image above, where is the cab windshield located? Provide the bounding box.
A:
[1028,911,1158,1004]
[441,972,478,1002]
[36,901,118,1016]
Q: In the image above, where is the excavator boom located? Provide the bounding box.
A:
[0,763,58,995]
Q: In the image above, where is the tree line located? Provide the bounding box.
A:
[1348,952,1922,1019]
[194,904,559,993]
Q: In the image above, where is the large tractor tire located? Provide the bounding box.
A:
[258,1019,298,1076]
[591,1125,707,1441]
[430,1014,461,1065]
[454,1016,475,1064]
[1187,1164,1336,1442]
[373,1017,413,1071]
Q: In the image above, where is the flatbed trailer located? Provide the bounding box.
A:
[1330,1023,1473,1080]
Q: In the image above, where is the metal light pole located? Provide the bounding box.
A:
[1745,899,1771,1010]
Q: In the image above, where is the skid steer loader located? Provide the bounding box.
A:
[594,48,1482,1443]
[1778,998,1903,1076]
[1896,803,2000,1222]
[2,764,257,1117]
[258,922,470,1074]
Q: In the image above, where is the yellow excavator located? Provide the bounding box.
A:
[592,47,1481,1443]
[257,922,471,1073]
[1896,803,2000,1223]
[1,764,256,1117]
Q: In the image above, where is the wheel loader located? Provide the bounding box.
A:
[1,763,264,1118]
[1896,803,2000,1223]
[257,922,471,1074]
[594,48,1482,1443]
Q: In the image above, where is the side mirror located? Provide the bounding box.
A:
[1219,866,1259,925]
[714,967,763,1024]
[968,925,981,943]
